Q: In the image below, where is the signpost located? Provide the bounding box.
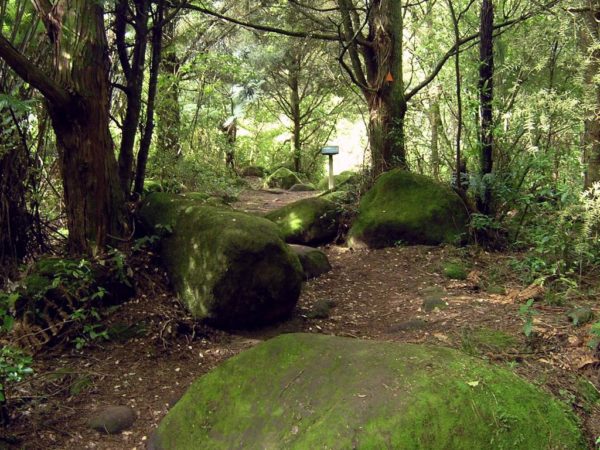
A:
[321,146,339,190]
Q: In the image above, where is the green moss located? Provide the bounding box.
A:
[264,168,302,190]
[153,333,584,450]
[347,170,469,249]
[460,327,518,356]
[139,193,303,328]
[265,198,342,245]
[443,261,468,280]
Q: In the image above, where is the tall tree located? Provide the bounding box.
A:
[580,0,600,188]
[0,0,127,254]
[477,0,495,215]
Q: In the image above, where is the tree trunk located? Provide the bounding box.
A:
[134,0,165,196]
[116,0,150,196]
[364,0,407,177]
[156,19,182,164]
[289,56,302,173]
[582,2,600,188]
[477,0,495,215]
[429,86,441,181]
[38,1,126,254]
[367,91,407,176]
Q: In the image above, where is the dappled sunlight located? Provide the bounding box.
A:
[286,212,304,233]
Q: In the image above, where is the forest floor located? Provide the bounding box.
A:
[4,181,600,449]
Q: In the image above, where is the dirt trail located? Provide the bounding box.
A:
[5,184,600,449]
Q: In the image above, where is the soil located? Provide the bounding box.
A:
[3,183,600,449]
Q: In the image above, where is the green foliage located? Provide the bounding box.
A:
[0,292,32,405]
[0,346,33,403]
[518,299,538,338]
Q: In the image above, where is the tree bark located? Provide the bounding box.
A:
[0,0,127,254]
[361,0,407,176]
[477,0,495,215]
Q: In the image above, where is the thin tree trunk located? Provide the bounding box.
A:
[477,0,494,215]
[116,0,150,196]
[134,0,165,196]
[289,56,302,173]
[448,0,464,191]
[156,18,181,163]
[429,86,441,181]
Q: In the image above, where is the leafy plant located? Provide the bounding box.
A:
[518,299,538,338]
[0,346,32,403]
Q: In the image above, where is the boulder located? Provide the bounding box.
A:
[150,333,584,450]
[289,245,332,279]
[264,168,302,190]
[139,193,303,328]
[241,165,267,177]
[348,170,468,248]
[88,406,136,434]
[265,197,342,246]
[289,183,316,192]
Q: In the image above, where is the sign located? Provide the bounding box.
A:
[321,146,339,155]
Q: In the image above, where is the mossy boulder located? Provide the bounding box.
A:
[265,197,342,246]
[241,165,267,177]
[289,245,331,279]
[317,170,360,191]
[289,183,316,192]
[139,193,303,328]
[142,178,184,195]
[264,168,302,190]
[348,169,468,248]
[150,333,584,450]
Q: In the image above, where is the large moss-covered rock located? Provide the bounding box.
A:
[348,169,468,248]
[139,193,303,328]
[264,168,302,190]
[150,333,584,450]
[265,197,341,245]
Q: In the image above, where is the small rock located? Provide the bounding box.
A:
[289,183,316,192]
[422,297,447,313]
[567,307,594,327]
[388,319,428,333]
[306,299,337,319]
[88,406,136,434]
[289,245,332,279]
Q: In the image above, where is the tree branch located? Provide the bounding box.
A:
[0,34,70,106]
[175,1,344,42]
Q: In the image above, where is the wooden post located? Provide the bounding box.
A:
[328,154,334,190]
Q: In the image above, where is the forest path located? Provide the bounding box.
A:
[231,176,318,214]
[9,181,600,449]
